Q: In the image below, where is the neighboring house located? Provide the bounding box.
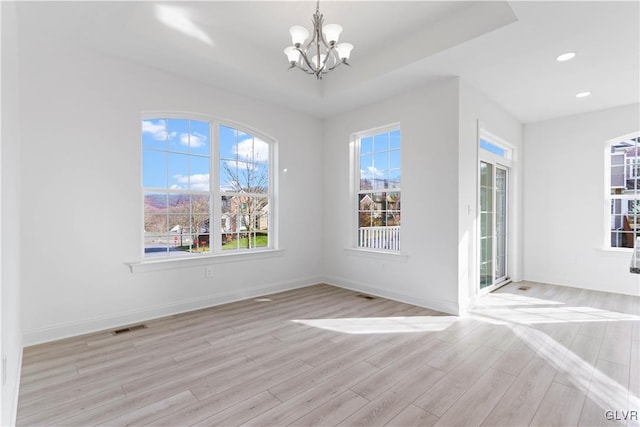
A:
[221,198,269,243]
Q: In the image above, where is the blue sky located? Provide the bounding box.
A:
[359,129,401,189]
[143,119,268,193]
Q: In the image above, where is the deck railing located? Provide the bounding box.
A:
[358,226,400,251]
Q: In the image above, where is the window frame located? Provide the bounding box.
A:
[140,112,277,262]
[350,123,402,254]
[605,132,639,251]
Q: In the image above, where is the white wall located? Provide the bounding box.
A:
[17,30,324,345]
[523,104,640,296]
[322,78,462,314]
[1,1,23,425]
[458,81,523,310]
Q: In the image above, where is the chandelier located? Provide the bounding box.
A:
[284,1,354,80]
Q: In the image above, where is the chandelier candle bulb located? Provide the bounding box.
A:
[322,24,342,44]
[284,0,353,79]
[284,47,300,63]
[336,43,353,60]
[289,25,310,46]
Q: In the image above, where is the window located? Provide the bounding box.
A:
[354,125,401,251]
[608,134,639,249]
[142,116,273,258]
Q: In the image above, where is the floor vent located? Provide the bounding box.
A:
[518,286,531,291]
[356,294,376,300]
[112,324,147,335]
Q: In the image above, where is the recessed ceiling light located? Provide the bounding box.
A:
[576,91,591,98]
[557,52,576,62]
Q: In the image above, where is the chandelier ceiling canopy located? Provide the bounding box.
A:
[284,1,353,80]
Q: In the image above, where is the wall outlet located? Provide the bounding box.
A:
[205,267,213,278]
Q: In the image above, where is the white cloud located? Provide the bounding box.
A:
[179,132,208,148]
[142,119,177,141]
[235,138,268,162]
[172,173,210,191]
[368,166,384,177]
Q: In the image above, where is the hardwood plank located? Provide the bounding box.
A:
[286,390,369,427]
[414,345,503,417]
[269,337,389,401]
[434,368,515,426]
[153,360,310,426]
[553,332,603,390]
[384,404,438,427]
[339,365,445,426]
[579,358,631,427]
[193,391,282,427]
[530,381,586,427]
[491,338,536,377]
[97,390,198,427]
[244,362,376,426]
[351,338,449,401]
[16,386,126,426]
[481,356,557,426]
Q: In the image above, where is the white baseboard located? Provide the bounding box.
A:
[22,276,322,346]
[10,348,23,427]
[322,275,461,316]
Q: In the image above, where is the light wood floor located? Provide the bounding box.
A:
[16,282,640,426]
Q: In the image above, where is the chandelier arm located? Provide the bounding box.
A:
[295,47,318,72]
[288,58,317,75]
[325,60,345,72]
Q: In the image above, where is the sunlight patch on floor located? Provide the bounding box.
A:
[507,321,640,413]
[291,316,459,334]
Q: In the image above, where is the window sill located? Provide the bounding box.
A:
[597,247,634,254]
[343,248,408,262]
[126,249,284,273]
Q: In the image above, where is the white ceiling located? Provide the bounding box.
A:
[15,1,640,123]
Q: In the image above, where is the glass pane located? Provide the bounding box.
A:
[253,137,269,164]
[193,234,210,252]
[143,150,167,188]
[387,192,401,210]
[144,214,168,235]
[374,152,388,172]
[388,170,401,189]
[220,159,238,192]
[360,155,373,190]
[168,153,189,190]
[191,195,210,235]
[144,192,167,212]
[386,211,401,226]
[374,133,388,152]
[167,118,189,153]
[168,214,191,247]
[359,194,373,211]
[189,120,210,156]
[254,164,269,193]
[371,193,386,212]
[168,194,190,214]
[390,130,401,149]
[360,136,373,154]
[480,139,506,157]
[142,119,168,148]
[190,156,210,191]
[480,161,493,188]
[219,125,238,160]
[496,168,507,279]
[358,211,372,228]
[390,149,401,170]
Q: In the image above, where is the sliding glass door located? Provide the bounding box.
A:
[479,160,509,292]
